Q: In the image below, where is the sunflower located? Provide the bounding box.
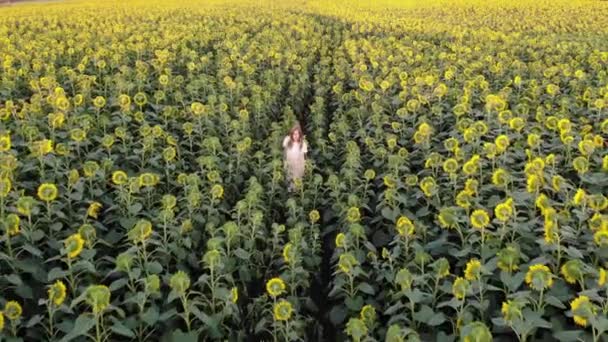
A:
[598,268,607,287]
[360,304,376,325]
[438,207,458,229]
[452,277,470,300]
[64,233,85,259]
[0,178,10,198]
[525,264,553,291]
[309,210,320,224]
[570,295,596,327]
[87,202,102,219]
[335,233,346,248]
[470,209,490,230]
[497,245,520,272]
[266,277,286,298]
[560,259,584,285]
[169,270,191,295]
[4,301,22,321]
[229,287,238,304]
[494,199,514,222]
[345,317,368,340]
[282,243,294,264]
[6,214,20,236]
[395,268,413,291]
[464,259,482,281]
[346,207,361,223]
[396,216,415,237]
[85,285,111,314]
[0,132,11,152]
[48,280,67,306]
[37,183,58,202]
[501,300,524,323]
[338,253,358,274]
[491,168,510,187]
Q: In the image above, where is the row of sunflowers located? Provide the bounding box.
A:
[1,0,607,341]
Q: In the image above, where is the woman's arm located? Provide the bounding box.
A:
[282,136,290,148]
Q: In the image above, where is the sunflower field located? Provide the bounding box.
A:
[0,0,608,341]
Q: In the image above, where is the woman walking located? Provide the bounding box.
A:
[283,123,308,191]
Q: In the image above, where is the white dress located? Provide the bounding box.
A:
[283,136,308,183]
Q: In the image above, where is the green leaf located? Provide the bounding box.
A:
[329,304,348,325]
[552,331,583,342]
[110,320,135,338]
[428,312,447,327]
[59,314,95,342]
[26,314,43,328]
[142,306,159,326]
[169,329,199,342]
[146,261,163,274]
[109,278,129,291]
[544,295,566,309]
[47,267,68,282]
[233,248,250,259]
[5,274,22,286]
[357,282,375,295]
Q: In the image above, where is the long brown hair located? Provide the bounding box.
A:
[287,123,303,149]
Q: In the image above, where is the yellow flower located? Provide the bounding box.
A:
[360,304,376,324]
[87,202,102,219]
[0,311,3,331]
[64,233,85,259]
[335,233,346,248]
[598,268,607,287]
[396,216,415,237]
[283,243,294,264]
[452,277,469,300]
[470,209,490,230]
[211,184,224,200]
[0,178,10,198]
[572,156,589,174]
[346,207,361,223]
[169,271,191,295]
[560,259,584,285]
[495,134,510,153]
[535,193,550,215]
[6,214,20,236]
[93,96,106,108]
[111,170,128,185]
[570,295,596,327]
[338,252,358,274]
[230,287,238,304]
[464,259,482,280]
[438,207,458,229]
[594,229,608,247]
[266,277,286,298]
[128,219,153,244]
[497,245,520,272]
[526,174,542,193]
[525,264,553,291]
[491,168,510,188]
[443,158,459,174]
[48,280,67,306]
[494,199,514,222]
[37,183,58,202]
[0,132,11,152]
[138,173,159,187]
[4,301,22,321]
[572,188,586,206]
[420,176,437,197]
[501,300,523,323]
[273,300,293,321]
[85,285,111,314]
[309,210,320,224]
[456,190,473,209]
